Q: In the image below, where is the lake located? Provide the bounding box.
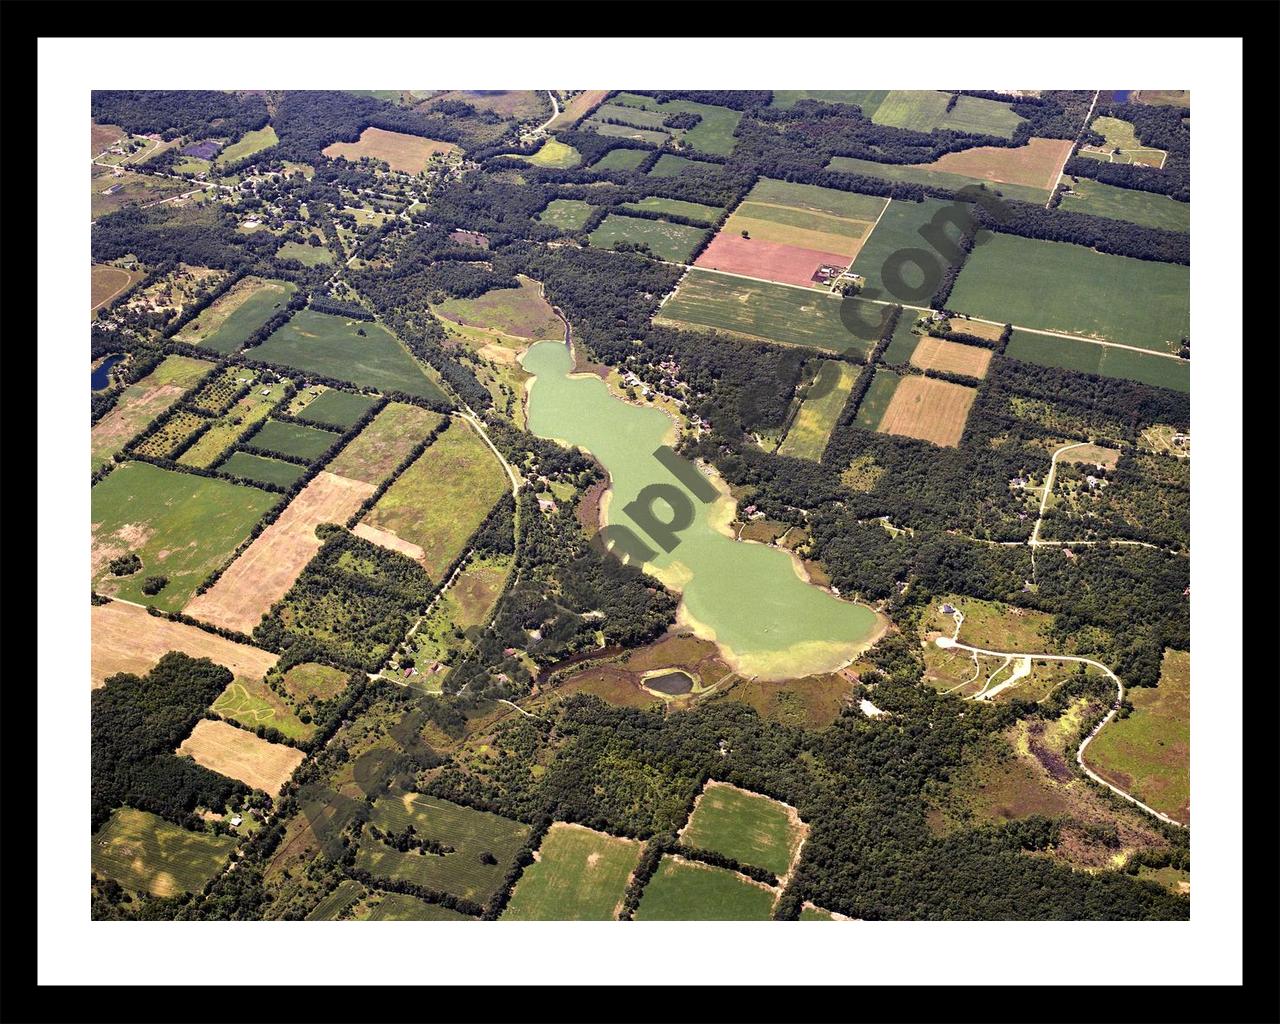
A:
[522,339,880,679]
[92,353,124,392]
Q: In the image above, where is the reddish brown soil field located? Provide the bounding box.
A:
[694,234,849,289]
[184,471,375,634]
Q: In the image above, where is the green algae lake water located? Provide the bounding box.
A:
[522,340,880,679]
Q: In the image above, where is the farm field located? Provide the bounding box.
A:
[909,335,993,378]
[92,262,145,311]
[827,142,1068,203]
[680,782,805,876]
[621,196,725,224]
[91,120,127,154]
[363,419,508,579]
[608,93,742,156]
[633,857,776,920]
[434,275,563,342]
[211,676,316,743]
[502,824,641,920]
[322,126,458,173]
[876,374,977,447]
[247,419,339,462]
[130,409,207,460]
[881,315,923,366]
[647,153,719,178]
[656,269,879,358]
[770,90,889,116]
[306,879,366,920]
[1084,649,1190,824]
[872,90,1025,138]
[548,89,610,130]
[177,718,306,796]
[697,179,886,287]
[91,599,278,688]
[848,197,965,298]
[357,892,474,921]
[1057,177,1190,232]
[93,808,236,897]
[174,277,297,354]
[588,213,708,263]
[1081,116,1165,166]
[276,240,334,266]
[588,122,668,146]
[523,139,580,169]
[325,402,444,485]
[355,792,531,904]
[536,197,595,230]
[778,360,859,460]
[948,235,1190,351]
[178,387,282,469]
[90,355,211,470]
[219,451,307,488]
[254,309,446,401]
[293,388,379,429]
[215,125,278,167]
[184,471,375,634]
[1004,330,1190,392]
[590,147,649,172]
[282,661,351,702]
[91,462,277,609]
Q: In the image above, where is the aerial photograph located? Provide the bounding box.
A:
[87,87,1192,923]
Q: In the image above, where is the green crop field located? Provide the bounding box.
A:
[90,355,213,471]
[826,155,1049,204]
[591,148,650,173]
[634,857,776,920]
[293,388,379,429]
[355,792,531,904]
[524,139,581,169]
[305,879,366,920]
[592,102,668,129]
[358,892,475,921]
[799,905,840,920]
[176,278,297,355]
[1004,330,1190,392]
[179,386,283,469]
[587,122,669,146]
[881,314,923,366]
[326,402,443,485]
[854,368,901,430]
[364,419,509,579]
[648,153,719,178]
[748,178,888,223]
[656,269,879,358]
[254,309,446,401]
[93,807,236,897]
[276,240,334,266]
[211,677,315,742]
[588,213,708,263]
[1058,177,1190,233]
[219,450,307,488]
[248,419,339,462]
[872,90,1024,138]
[948,234,1190,352]
[537,198,595,231]
[1084,649,1190,823]
[610,93,742,156]
[779,361,859,460]
[850,197,966,299]
[770,90,889,116]
[503,824,642,920]
[91,461,277,609]
[680,783,802,876]
[215,125,278,167]
[620,196,725,225]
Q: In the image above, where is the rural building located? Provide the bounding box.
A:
[230,815,243,827]
[941,603,957,615]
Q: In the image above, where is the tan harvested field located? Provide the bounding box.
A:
[926,137,1073,192]
[325,402,443,485]
[323,127,459,173]
[432,90,549,120]
[1061,443,1122,470]
[177,718,305,796]
[91,601,278,688]
[909,336,993,379]
[353,522,426,561]
[92,263,144,311]
[184,471,376,634]
[945,317,1004,341]
[549,89,610,130]
[876,375,977,447]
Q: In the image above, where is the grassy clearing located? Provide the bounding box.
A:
[365,420,508,579]
[621,196,725,225]
[276,240,334,266]
[92,262,145,311]
[588,213,707,263]
[211,677,315,742]
[948,234,1189,352]
[680,782,802,876]
[255,309,445,401]
[657,269,879,358]
[176,277,297,355]
[434,276,562,342]
[610,93,742,156]
[322,126,458,173]
[648,153,719,178]
[91,461,277,609]
[91,165,193,220]
[248,419,339,462]
[219,451,307,488]
[1004,330,1190,392]
[282,662,351,702]
[524,139,581,169]
[93,807,236,897]
[1057,177,1189,233]
[503,824,641,920]
[854,368,901,430]
[1085,649,1189,823]
[770,90,889,116]
[215,125,278,167]
[355,791,531,904]
[537,198,595,231]
[634,856,775,920]
[292,388,379,429]
[326,402,444,485]
[778,360,859,460]
[358,892,474,921]
[590,147,650,172]
[305,879,366,920]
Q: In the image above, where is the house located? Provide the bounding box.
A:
[528,629,543,641]
[229,815,243,828]
[537,497,557,513]
[260,387,272,396]
[941,603,957,615]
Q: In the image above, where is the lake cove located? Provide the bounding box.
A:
[522,339,881,679]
